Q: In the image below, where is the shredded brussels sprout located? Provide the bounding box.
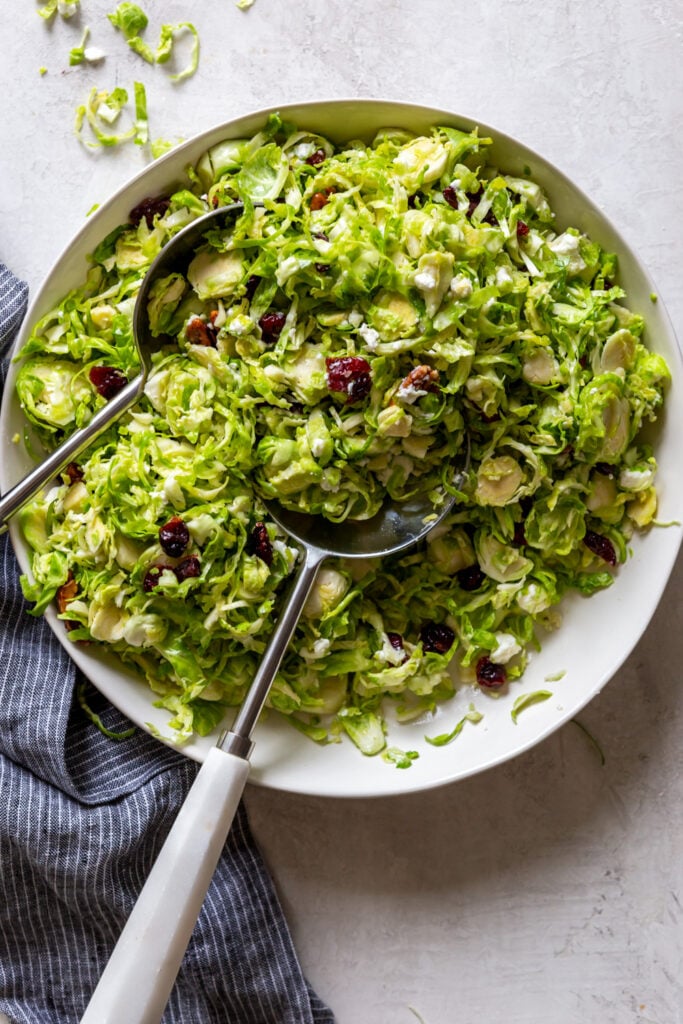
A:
[15,114,670,754]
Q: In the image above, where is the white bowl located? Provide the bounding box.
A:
[2,99,681,797]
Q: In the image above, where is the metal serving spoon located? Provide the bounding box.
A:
[1,204,469,1022]
[79,486,467,1024]
[0,204,247,531]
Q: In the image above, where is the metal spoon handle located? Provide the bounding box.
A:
[220,543,326,757]
[80,545,325,1024]
[0,374,145,532]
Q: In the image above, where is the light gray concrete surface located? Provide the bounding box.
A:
[2,1,682,1021]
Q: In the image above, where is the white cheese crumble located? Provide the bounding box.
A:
[450,274,473,300]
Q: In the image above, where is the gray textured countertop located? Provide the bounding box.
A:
[2,1,682,1021]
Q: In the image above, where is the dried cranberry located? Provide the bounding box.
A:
[456,565,485,591]
[159,516,190,558]
[248,522,273,566]
[419,622,455,655]
[174,556,201,582]
[143,565,167,593]
[387,632,404,651]
[129,195,171,228]
[466,191,482,217]
[315,263,330,274]
[185,317,216,347]
[583,529,617,566]
[65,463,84,484]
[305,148,327,166]
[512,521,527,547]
[89,366,128,400]
[245,274,261,300]
[595,462,616,478]
[259,311,287,343]
[326,356,372,404]
[476,656,507,689]
[516,220,529,238]
[442,186,459,209]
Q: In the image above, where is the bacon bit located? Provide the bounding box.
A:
[400,365,440,393]
[57,573,80,633]
[129,195,171,229]
[476,656,507,689]
[326,356,373,404]
[305,148,327,166]
[185,317,216,347]
[89,366,128,400]
[310,189,335,210]
[583,529,617,566]
[248,522,273,566]
[65,463,84,484]
[57,574,78,615]
[442,186,459,209]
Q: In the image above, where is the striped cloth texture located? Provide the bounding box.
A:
[0,264,334,1024]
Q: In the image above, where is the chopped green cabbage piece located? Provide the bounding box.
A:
[15,117,670,754]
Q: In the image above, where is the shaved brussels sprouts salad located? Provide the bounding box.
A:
[15,114,669,755]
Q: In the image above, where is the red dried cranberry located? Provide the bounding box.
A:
[315,263,330,274]
[305,148,327,166]
[516,220,529,238]
[387,632,404,651]
[89,366,128,400]
[174,556,201,582]
[65,462,84,484]
[466,191,482,217]
[476,656,507,689]
[245,274,261,300]
[248,522,273,566]
[512,521,527,547]
[129,195,171,228]
[143,565,167,593]
[457,565,485,591]
[159,516,190,558]
[442,186,459,209]
[583,529,617,566]
[419,622,455,655]
[326,356,372,404]
[259,311,287,343]
[185,317,216,347]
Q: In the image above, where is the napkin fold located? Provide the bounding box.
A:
[0,264,334,1024]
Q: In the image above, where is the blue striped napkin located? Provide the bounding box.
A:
[0,264,334,1024]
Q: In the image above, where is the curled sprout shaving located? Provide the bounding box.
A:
[75,82,147,149]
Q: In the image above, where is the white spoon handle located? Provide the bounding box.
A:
[80,747,250,1024]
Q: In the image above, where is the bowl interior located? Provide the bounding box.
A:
[2,99,681,798]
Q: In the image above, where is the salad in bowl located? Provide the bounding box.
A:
[6,104,675,785]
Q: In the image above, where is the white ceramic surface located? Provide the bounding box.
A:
[1,99,680,798]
